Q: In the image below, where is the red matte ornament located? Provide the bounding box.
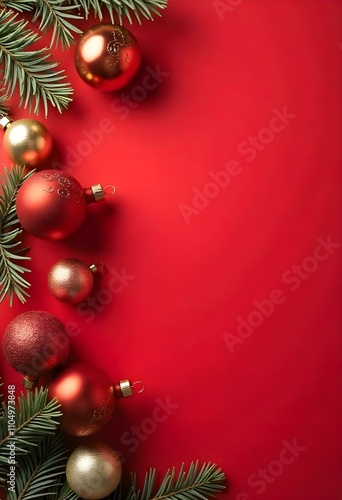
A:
[16,170,114,240]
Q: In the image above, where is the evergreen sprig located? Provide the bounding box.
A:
[7,431,69,500]
[0,387,62,461]
[0,9,73,116]
[0,165,34,306]
[126,462,226,500]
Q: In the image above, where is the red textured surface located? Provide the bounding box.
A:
[1,1,342,499]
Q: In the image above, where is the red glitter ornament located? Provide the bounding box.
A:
[2,311,70,389]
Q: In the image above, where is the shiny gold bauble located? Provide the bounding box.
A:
[2,117,52,167]
[48,258,97,304]
[74,23,142,91]
[66,442,122,499]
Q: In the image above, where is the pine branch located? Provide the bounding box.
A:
[55,463,226,500]
[70,0,168,24]
[7,431,69,500]
[0,165,34,306]
[126,462,226,500]
[0,9,73,116]
[33,0,83,49]
[0,0,34,12]
[0,387,62,463]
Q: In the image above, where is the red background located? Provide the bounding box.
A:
[1,1,342,499]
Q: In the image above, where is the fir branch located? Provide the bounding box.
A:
[33,0,83,49]
[126,462,226,500]
[71,0,168,23]
[0,387,62,463]
[0,0,35,12]
[7,431,69,500]
[0,165,34,306]
[55,463,226,500]
[0,9,73,116]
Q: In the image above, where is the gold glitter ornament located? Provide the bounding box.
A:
[66,442,122,499]
[0,115,52,167]
[48,258,102,304]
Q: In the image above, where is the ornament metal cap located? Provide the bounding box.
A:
[114,379,144,398]
[119,380,134,398]
[0,115,13,131]
[22,376,38,390]
[90,183,105,203]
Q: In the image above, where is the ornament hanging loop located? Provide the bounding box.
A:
[104,185,116,195]
[132,380,144,394]
[115,379,144,398]
[86,183,116,204]
[89,262,105,274]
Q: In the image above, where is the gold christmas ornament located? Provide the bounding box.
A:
[66,442,122,499]
[0,114,52,167]
[47,258,102,304]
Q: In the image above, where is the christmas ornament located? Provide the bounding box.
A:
[66,442,122,499]
[48,258,103,304]
[74,23,142,91]
[16,169,115,240]
[0,114,52,167]
[2,311,70,389]
[48,362,143,436]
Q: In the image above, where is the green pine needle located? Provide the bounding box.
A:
[0,9,73,116]
[33,0,83,49]
[0,165,34,306]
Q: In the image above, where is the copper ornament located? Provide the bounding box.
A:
[74,23,142,91]
[48,258,97,304]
